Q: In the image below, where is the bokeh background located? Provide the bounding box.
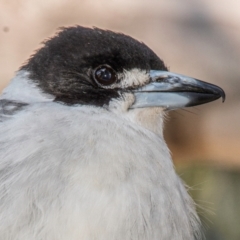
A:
[0,0,239,239]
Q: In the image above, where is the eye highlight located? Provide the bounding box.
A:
[93,65,117,86]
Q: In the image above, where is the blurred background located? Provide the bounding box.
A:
[0,0,239,239]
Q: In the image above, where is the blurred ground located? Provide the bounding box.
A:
[0,0,240,239]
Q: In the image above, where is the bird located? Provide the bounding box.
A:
[0,26,225,240]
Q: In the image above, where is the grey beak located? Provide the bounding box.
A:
[131,70,225,109]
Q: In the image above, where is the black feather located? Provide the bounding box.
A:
[21,26,167,106]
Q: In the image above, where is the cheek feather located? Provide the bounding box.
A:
[107,93,136,113]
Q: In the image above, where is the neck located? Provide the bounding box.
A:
[0,70,54,103]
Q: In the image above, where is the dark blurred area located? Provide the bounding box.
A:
[0,0,239,239]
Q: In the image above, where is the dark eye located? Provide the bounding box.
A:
[93,65,117,86]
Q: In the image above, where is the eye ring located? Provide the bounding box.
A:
[93,65,117,86]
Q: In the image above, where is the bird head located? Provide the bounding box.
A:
[18,26,225,132]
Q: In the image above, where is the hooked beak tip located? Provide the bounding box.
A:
[221,91,226,103]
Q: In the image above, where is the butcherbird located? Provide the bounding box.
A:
[0,26,225,240]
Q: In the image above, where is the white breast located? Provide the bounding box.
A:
[0,102,201,240]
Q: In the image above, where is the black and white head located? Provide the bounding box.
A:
[1,26,225,131]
